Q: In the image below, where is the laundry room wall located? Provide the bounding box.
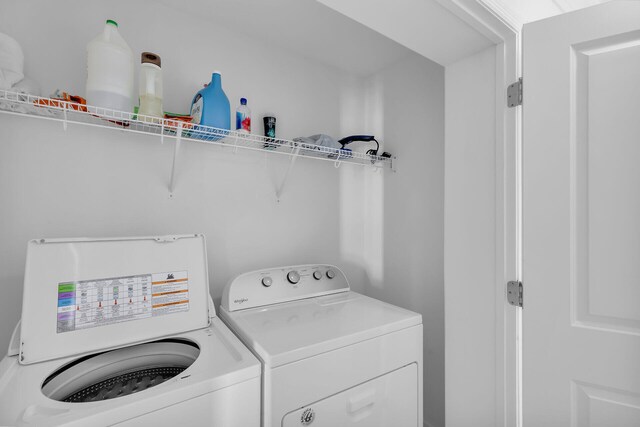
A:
[0,0,354,348]
[372,55,445,427]
[445,45,498,427]
[0,1,446,423]
[338,54,445,427]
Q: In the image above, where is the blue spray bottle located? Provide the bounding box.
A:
[190,71,230,140]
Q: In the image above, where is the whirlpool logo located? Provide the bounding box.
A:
[234,298,248,305]
[300,408,315,425]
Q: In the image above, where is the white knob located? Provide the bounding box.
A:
[326,269,336,279]
[262,277,273,287]
[287,271,300,284]
[313,271,323,280]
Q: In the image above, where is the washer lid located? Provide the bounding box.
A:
[220,291,422,367]
[19,235,211,365]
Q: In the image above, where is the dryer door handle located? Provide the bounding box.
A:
[348,388,376,413]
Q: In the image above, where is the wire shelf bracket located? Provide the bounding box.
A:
[62,104,68,131]
[275,143,301,202]
[168,122,184,195]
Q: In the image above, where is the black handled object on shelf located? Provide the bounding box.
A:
[338,134,380,156]
[338,135,377,146]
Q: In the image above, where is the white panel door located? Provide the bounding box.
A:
[523,2,640,426]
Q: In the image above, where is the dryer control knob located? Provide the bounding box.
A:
[262,277,273,287]
[326,269,336,279]
[287,271,300,284]
[313,271,323,280]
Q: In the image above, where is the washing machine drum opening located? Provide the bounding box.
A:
[42,339,200,403]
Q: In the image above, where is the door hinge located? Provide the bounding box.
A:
[507,78,522,107]
[507,281,523,307]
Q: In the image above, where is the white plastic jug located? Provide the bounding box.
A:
[86,20,134,113]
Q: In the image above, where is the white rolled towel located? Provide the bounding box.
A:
[0,32,24,90]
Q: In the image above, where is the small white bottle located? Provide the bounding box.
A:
[236,98,251,133]
[138,52,163,120]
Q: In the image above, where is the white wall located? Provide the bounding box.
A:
[444,46,498,427]
[0,0,356,348]
[377,55,445,427]
[0,1,446,423]
[339,54,445,427]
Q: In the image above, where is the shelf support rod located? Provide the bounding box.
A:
[275,144,301,202]
[62,102,68,131]
[168,122,183,195]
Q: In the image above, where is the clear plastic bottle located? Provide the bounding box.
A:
[138,52,163,120]
[86,19,134,112]
[236,98,251,133]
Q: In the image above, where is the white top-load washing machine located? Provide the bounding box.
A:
[0,234,261,427]
[219,264,423,427]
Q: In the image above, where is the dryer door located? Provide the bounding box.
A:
[282,363,418,427]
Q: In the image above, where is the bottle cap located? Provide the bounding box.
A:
[141,52,161,68]
[241,98,247,105]
[106,19,118,27]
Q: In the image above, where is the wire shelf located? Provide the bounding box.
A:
[0,90,392,169]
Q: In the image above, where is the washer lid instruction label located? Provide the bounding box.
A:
[56,271,189,333]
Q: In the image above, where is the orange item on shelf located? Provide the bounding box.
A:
[163,113,194,130]
[35,92,87,112]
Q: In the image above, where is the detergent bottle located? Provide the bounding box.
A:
[190,71,230,137]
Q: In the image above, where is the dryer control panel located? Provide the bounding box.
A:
[221,264,350,312]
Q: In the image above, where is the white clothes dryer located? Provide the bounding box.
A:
[0,235,261,427]
[219,264,423,427]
